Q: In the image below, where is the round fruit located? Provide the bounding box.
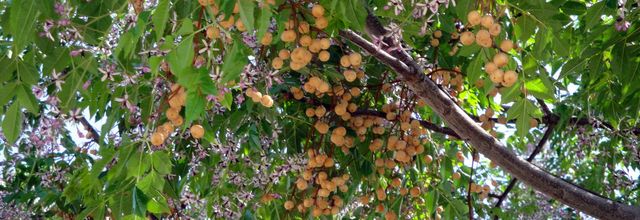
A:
[503,70,518,85]
[319,50,330,62]
[278,49,290,59]
[493,53,509,67]
[499,40,514,52]
[340,55,351,67]
[284,200,295,210]
[484,62,498,74]
[467,11,481,26]
[475,29,492,47]
[490,69,504,84]
[312,4,325,17]
[460,31,475,46]
[260,32,273,45]
[343,70,357,82]
[190,124,205,139]
[281,30,297,42]
[489,23,501,36]
[320,38,331,49]
[452,172,461,180]
[315,16,328,29]
[430,38,440,47]
[299,35,312,47]
[481,15,494,28]
[271,57,284,69]
[206,26,220,39]
[433,30,443,38]
[260,95,274,107]
[349,53,362,66]
[151,132,165,146]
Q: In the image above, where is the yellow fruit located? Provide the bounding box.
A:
[484,62,498,74]
[299,35,312,47]
[348,53,362,66]
[391,178,401,188]
[340,55,351,67]
[409,186,421,197]
[172,116,184,126]
[343,70,357,82]
[278,49,290,59]
[284,200,295,210]
[530,118,538,127]
[260,32,273,45]
[298,22,310,34]
[481,15,494,29]
[467,11,481,26]
[434,30,443,38]
[315,16,328,29]
[235,19,246,31]
[430,38,440,47]
[452,172,461,180]
[376,188,386,201]
[271,57,284,69]
[490,69,504,84]
[151,132,165,146]
[281,30,297,42]
[166,108,180,121]
[206,26,220,39]
[489,23,502,36]
[385,211,397,220]
[424,155,433,164]
[190,124,205,139]
[219,16,235,29]
[319,50,330,61]
[475,29,492,48]
[320,38,331,49]
[493,53,509,67]
[499,40,514,52]
[503,70,518,86]
[460,31,475,45]
[260,95,274,107]
[312,4,325,17]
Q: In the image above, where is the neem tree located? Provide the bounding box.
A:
[1,0,639,219]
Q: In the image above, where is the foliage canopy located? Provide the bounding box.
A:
[0,0,639,219]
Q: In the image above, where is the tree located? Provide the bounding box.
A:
[0,0,639,219]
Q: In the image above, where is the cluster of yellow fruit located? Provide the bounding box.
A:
[284,149,350,217]
[429,69,464,96]
[339,52,363,82]
[301,76,332,98]
[151,85,207,146]
[272,5,332,71]
[430,30,443,47]
[461,11,518,87]
[245,88,274,107]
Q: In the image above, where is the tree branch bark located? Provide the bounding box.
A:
[339,17,640,219]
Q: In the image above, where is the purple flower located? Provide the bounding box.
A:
[70,49,84,57]
[32,86,44,99]
[51,69,65,90]
[615,20,630,31]
[82,80,92,90]
[54,2,67,15]
[58,18,70,26]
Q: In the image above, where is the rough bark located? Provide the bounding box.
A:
[339,25,640,219]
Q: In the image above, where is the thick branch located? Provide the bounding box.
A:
[493,123,556,214]
[341,22,640,219]
[79,116,100,144]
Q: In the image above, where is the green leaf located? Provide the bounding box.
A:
[220,92,233,109]
[185,90,206,125]
[15,59,38,85]
[10,0,39,53]
[166,35,195,77]
[176,18,194,36]
[256,5,273,41]
[525,78,555,100]
[339,0,367,32]
[147,197,170,214]
[237,0,255,32]
[3,101,22,144]
[136,171,164,195]
[560,58,585,77]
[221,39,249,83]
[16,84,39,115]
[584,2,605,30]
[153,0,171,39]
[466,54,484,83]
[151,151,172,175]
[514,14,536,41]
[0,82,17,107]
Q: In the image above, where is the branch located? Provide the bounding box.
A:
[341,15,640,219]
[79,116,100,144]
[283,92,461,139]
[492,122,556,215]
